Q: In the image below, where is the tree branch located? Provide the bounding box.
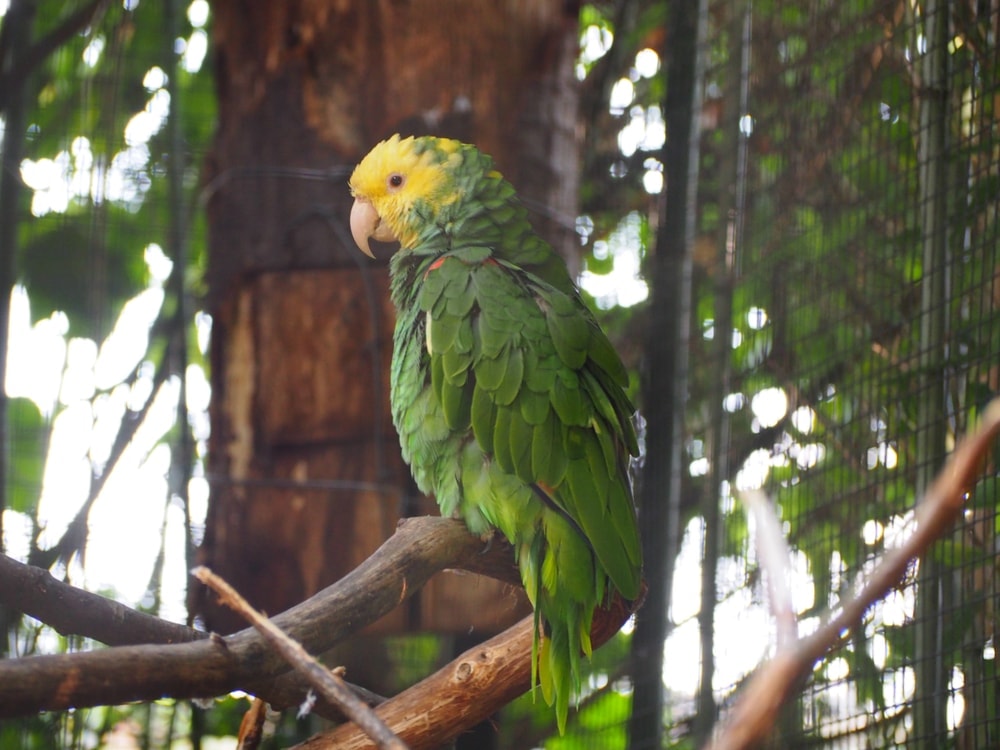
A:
[0,552,200,646]
[292,589,639,750]
[0,517,519,717]
[707,398,1000,750]
[195,566,408,750]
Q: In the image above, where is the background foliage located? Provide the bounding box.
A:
[1,0,999,748]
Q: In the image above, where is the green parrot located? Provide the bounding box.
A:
[349,134,641,732]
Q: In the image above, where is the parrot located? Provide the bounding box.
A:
[348,134,641,732]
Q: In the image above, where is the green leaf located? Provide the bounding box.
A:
[6,398,47,514]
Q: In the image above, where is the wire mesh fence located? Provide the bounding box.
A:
[695,0,1000,746]
[2,0,999,747]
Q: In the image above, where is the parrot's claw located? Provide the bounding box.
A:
[479,531,495,555]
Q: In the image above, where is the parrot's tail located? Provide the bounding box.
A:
[520,512,601,735]
[537,603,594,734]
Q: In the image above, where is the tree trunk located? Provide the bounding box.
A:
[193,0,583,691]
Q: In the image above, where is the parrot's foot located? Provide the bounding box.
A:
[478,530,498,554]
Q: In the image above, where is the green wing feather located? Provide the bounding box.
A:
[410,253,640,732]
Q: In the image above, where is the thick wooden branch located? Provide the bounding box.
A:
[0,517,518,718]
[0,550,369,717]
[293,590,638,750]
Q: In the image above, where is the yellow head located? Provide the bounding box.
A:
[348,134,463,256]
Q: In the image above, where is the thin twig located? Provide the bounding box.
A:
[193,566,408,750]
[741,490,798,649]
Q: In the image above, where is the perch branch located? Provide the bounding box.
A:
[0,550,387,718]
[0,517,516,717]
[708,398,1000,750]
[292,588,640,750]
[194,566,407,750]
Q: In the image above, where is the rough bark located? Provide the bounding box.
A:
[292,591,636,750]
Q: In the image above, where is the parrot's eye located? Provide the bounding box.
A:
[388,173,405,190]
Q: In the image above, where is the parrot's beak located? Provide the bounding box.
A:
[350,197,397,258]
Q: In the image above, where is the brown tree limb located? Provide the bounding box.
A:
[0,549,371,717]
[194,566,408,750]
[0,517,518,717]
[2,518,518,652]
[707,398,1000,750]
[292,589,640,750]
[0,552,201,646]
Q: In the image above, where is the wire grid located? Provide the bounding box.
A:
[704,0,1000,745]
